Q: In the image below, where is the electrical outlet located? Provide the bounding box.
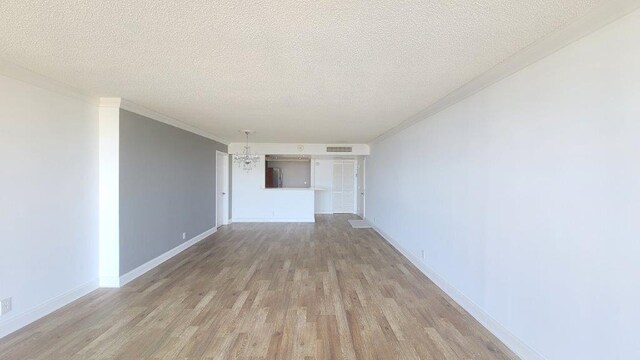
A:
[182,232,186,240]
[1,298,11,316]
[421,250,425,260]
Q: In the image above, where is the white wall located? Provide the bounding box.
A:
[366,10,640,360]
[232,156,315,222]
[0,74,99,337]
[228,142,370,156]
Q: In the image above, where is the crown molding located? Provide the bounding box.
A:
[0,59,228,145]
[0,57,98,105]
[370,0,640,144]
[119,99,229,145]
[99,97,122,108]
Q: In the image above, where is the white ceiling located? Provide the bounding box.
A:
[0,0,603,143]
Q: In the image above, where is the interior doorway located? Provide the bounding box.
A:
[357,157,365,218]
[332,160,356,214]
[216,151,229,227]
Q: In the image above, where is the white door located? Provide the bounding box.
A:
[332,160,356,213]
[332,162,344,212]
[357,158,365,218]
[216,151,229,227]
[342,161,355,213]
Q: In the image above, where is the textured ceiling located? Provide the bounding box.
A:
[0,0,603,143]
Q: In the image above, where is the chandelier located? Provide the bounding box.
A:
[233,130,260,171]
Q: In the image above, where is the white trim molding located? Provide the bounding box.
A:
[0,58,98,105]
[367,219,544,360]
[120,99,229,145]
[371,0,640,144]
[0,61,229,145]
[0,279,99,339]
[231,218,316,223]
[119,227,217,287]
[98,276,121,288]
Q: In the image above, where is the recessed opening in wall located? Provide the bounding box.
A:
[265,155,311,188]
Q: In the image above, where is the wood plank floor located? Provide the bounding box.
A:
[0,215,517,359]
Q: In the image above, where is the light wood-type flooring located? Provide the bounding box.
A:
[0,215,517,359]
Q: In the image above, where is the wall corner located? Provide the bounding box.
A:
[98,97,121,287]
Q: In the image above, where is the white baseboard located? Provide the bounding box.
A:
[0,278,99,339]
[231,218,315,223]
[119,227,217,287]
[366,218,544,360]
[99,276,121,288]
[0,227,218,340]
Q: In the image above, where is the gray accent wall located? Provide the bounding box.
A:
[119,109,227,275]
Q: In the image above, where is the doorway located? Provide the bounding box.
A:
[357,157,365,218]
[332,160,356,214]
[216,151,229,228]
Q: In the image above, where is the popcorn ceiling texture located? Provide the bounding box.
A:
[0,0,603,142]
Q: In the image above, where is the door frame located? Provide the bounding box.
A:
[215,151,229,227]
[332,159,357,214]
[363,158,366,218]
[357,157,366,218]
[352,160,358,215]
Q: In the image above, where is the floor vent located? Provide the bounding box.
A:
[326,146,353,153]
